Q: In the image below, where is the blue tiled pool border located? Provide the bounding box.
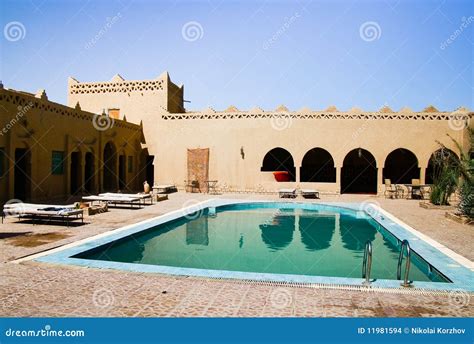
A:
[35,199,474,292]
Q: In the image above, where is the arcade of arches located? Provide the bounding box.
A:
[261,147,452,194]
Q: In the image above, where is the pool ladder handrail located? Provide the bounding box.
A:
[362,241,372,285]
[397,240,413,287]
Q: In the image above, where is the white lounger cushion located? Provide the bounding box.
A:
[3,203,81,216]
[83,195,140,202]
[4,203,76,210]
[99,193,150,199]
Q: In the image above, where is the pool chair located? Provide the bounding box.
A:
[384,179,398,199]
[99,192,153,205]
[82,194,144,208]
[2,202,84,227]
[278,188,297,198]
[152,184,178,194]
[300,189,320,199]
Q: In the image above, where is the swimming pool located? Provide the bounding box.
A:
[35,200,474,291]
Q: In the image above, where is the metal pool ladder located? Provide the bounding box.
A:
[362,241,372,285]
[397,240,413,287]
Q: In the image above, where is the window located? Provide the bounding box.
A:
[127,156,133,173]
[0,148,5,177]
[51,151,65,175]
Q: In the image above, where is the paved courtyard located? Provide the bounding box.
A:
[0,192,473,317]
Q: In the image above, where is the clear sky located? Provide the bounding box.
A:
[1,0,472,112]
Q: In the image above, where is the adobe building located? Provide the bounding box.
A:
[68,72,472,195]
[0,85,148,205]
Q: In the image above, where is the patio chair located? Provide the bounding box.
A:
[99,192,153,205]
[411,179,423,199]
[300,189,320,199]
[2,202,83,227]
[395,184,406,199]
[82,194,143,208]
[185,180,200,193]
[279,188,297,198]
[384,179,397,199]
[152,184,178,194]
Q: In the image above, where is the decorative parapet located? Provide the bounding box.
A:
[0,88,141,130]
[225,105,239,112]
[275,105,289,112]
[68,76,165,95]
[379,105,393,113]
[161,109,473,121]
[423,105,439,112]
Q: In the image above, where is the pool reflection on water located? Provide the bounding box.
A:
[76,207,448,283]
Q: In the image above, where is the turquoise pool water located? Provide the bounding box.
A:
[75,204,448,282]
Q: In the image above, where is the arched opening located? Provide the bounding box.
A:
[84,152,95,193]
[70,151,82,195]
[383,148,420,184]
[103,142,117,191]
[425,148,459,184]
[341,148,377,194]
[261,147,296,182]
[14,148,31,200]
[300,148,336,182]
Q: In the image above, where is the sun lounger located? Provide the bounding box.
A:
[153,184,178,194]
[301,189,320,199]
[82,195,143,208]
[2,202,83,227]
[99,193,153,205]
[278,188,297,198]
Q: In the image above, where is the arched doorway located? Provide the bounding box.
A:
[341,148,377,194]
[261,147,296,182]
[103,142,117,191]
[383,148,420,184]
[425,148,459,184]
[14,147,31,200]
[118,153,126,190]
[70,151,82,195]
[300,148,336,182]
[84,152,95,193]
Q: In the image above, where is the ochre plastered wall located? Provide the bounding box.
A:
[0,87,146,204]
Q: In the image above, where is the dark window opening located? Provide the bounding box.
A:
[300,148,336,182]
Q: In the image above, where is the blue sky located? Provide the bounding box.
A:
[1,0,472,111]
